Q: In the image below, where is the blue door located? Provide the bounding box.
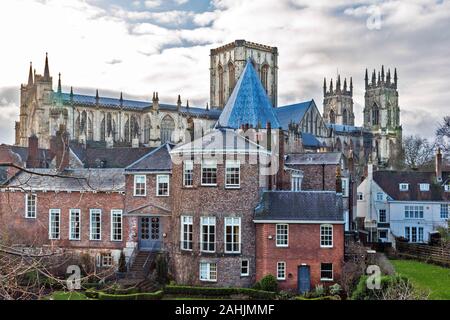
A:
[139,217,162,251]
[298,265,311,294]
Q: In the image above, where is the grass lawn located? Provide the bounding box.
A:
[49,291,90,300]
[390,259,450,300]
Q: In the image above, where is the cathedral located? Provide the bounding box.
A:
[15,39,402,168]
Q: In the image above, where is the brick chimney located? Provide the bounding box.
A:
[336,166,342,193]
[276,128,285,190]
[26,135,40,168]
[55,124,70,171]
[436,147,443,182]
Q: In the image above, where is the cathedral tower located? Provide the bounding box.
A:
[210,40,278,109]
[323,75,355,126]
[363,66,402,166]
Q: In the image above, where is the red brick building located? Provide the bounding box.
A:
[254,191,344,293]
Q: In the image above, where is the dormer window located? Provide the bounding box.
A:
[444,183,450,192]
[419,183,430,192]
[399,183,409,191]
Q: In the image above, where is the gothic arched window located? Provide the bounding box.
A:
[87,112,94,140]
[125,115,140,143]
[218,64,224,107]
[261,64,269,93]
[372,104,379,125]
[160,115,175,144]
[329,110,336,124]
[144,115,151,143]
[343,109,348,125]
[228,62,235,94]
[80,111,87,135]
[100,115,106,141]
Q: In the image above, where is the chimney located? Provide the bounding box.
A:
[26,135,40,168]
[55,124,70,171]
[336,166,342,193]
[436,148,443,182]
[276,128,285,190]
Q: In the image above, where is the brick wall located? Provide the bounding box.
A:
[169,154,265,287]
[0,190,127,250]
[255,223,344,292]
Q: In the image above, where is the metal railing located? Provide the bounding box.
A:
[126,245,138,273]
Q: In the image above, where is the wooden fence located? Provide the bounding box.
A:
[395,241,450,266]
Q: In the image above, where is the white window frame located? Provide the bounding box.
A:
[180,215,193,251]
[440,204,449,219]
[276,224,289,247]
[69,209,81,241]
[291,174,302,191]
[224,217,241,254]
[183,160,193,187]
[404,205,424,219]
[320,263,333,281]
[133,175,146,196]
[90,209,102,241]
[241,259,249,277]
[156,174,170,197]
[199,262,217,282]
[25,194,37,218]
[100,253,113,267]
[200,216,216,253]
[357,192,364,201]
[110,210,123,242]
[201,159,217,186]
[399,183,409,191]
[376,192,383,201]
[419,183,430,192]
[49,209,61,240]
[341,178,349,197]
[277,261,286,280]
[378,209,387,223]
[320,224,333,248]
[225,160,240,188]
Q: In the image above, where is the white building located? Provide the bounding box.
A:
[357,149,449,243]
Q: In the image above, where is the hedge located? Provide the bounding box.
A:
[296,295,341,300]
[97,290,163,300]
[164,285,276,300]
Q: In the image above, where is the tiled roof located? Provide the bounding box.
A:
[171,128,270,155]
[254,191,344,222]
[275,100,313,131]
[373,170,450,201]
[126,143,174,172]
[54,92,221,119]
[70,142,156,168]
[286,152,342,165]
[302,132,322,148]
[1,144,53,167]
[5,168,125,192]
[216,60,280,129]
[327,123,366,133]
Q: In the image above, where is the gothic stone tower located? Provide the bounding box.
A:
[323,75,355,126]
[210,40,278,109]
[363,66,402,167]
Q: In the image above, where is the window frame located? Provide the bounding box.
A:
[399,183,409,191]
[180,215,193,251]
[277,261,286,280]
[201,159,218,186]
[275,224,289,247]
[320,263,333,281]
[357,192,364,201]
[225,160,240,188]
[200,216,216,253]
[89,209,102,241]
[241,259,249,277]
[110,209,123,242]
[156,174,170,197]
[25,193,37,219]
[341,177,349,197]
[320,224,333,248]
[291,174,302,191]
[376,192,384,201]
[440,204,449,219]
[69,209,81,241]
[48,209,61,240]
[224,217,241,254]
[378,209,387,223]
[133,175,147,196]
[199,262,217,282]
[183,160,194,187]
[419,183,430,192]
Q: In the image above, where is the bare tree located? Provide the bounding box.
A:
[436,116,450,156]
[402,135,435,170]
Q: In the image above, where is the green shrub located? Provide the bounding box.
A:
[97,291,163,300]
[329,283,342,295]
[118,251,127,273]
[163,285,276,299]
[314,284,325,297]
[155,255,169,284]
[258,275,278,292]
[85,289,99,299]
[351,274,410,300]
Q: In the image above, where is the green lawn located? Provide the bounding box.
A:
[50,291,90,300]
[390,259,450,300]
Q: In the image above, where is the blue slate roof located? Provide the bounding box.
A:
[216,59,280,129]
[53,92,221,119]
[326,123,364,133]
[302,132,322,148]
[276,100,314,130]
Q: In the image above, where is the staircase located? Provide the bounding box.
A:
[127,251,153,280]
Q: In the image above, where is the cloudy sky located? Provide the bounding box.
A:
[0,0,449,144]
